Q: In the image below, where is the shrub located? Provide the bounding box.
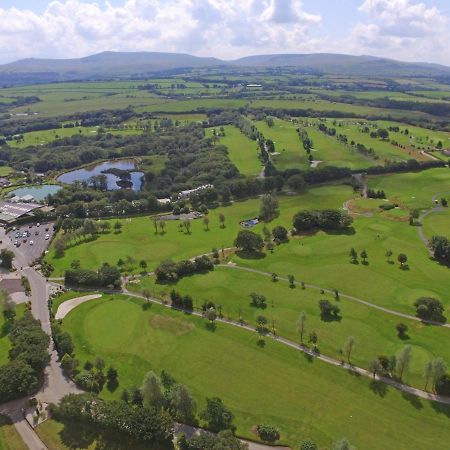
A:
[256,424,280,443]
[414,297,445,322]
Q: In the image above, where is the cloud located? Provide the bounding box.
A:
[0,0,322,63]
[345,0,450,63]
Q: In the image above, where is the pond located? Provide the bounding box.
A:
[8,184,61,201]
[57,160,144,191]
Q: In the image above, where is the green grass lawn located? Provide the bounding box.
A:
[423,210,450,239]
[299,123,374,170]
[0,416,26,450]
[207,125,262,176]
[368,168,450,210]
[0,166,13,176]
[229,214,450,315]
[61,295,450,450]
[50,290,90,315]
[130,266,450,389]
[45,185,354,276]
[254,118,309,170]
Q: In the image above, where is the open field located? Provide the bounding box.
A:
[60,295,450,449]
[207,125,261,176]
[0,415,26,450]
[368,168,450,210]
[130,265,450,389]
[423,210,450,239]
[255,118,309,170]
[0,166,13,176]
[45,184,354,275]
[229,214,450,314]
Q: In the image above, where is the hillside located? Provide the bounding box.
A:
[1,51,450,85]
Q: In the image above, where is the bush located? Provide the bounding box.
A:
[272,225,288,241]
[234,230,264,253]
[156,256,214,283]
[435,374,450,396]
[293,209,352,232]
[249,292,267,309]
[256,424,280,443]
[318,299,340,320]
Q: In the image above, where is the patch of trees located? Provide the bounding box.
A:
[318,299,340,321]
[414,297,446,323]
[64,263,121,289]
[155,255,214,282]
[0,310,49,402]
[178,429,248,450]
[293,209,353,232]
[367,189,386,199]
[170,290,194,311]
[51,393,173,446]
[429,236,449,265]
[366,159,445,175]
[234,230,264,254]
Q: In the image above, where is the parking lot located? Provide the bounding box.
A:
[7,222,55,266]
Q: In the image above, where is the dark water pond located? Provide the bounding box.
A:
[57,160,144,191]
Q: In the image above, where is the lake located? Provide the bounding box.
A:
[57,160,144,191]
[9,184,61,201]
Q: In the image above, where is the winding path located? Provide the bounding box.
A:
[55,294,103,319]
[122,286,450,405]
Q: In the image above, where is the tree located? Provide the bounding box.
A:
[259,193,279,222]
[139,260,148,271]
[349,248,358,264]
[332,438,356,450]
[297,311,307,345]
[385,250,393,262]
[343,336,355,363]
[318,299,340,320]
[114,221,122,233]
[377,128,389,140]
[170,384,197,422]
[0,291,15,321]
[309,331,318,351]
[203,216,210,231]
[200,397,235,432]
[219,213,226,228]
[249,292,267,309]
[409,209,420,225]
[396,323,408,339]
[288,274,295,288]
[429,235,450,263]
[271,272,278,282]
[287,174,307,192]
[272,225,288,242]
[234,230,264,253]
[397,253,408,268]
[414,297,445,322]
[360,249,368,264]
[441,198,448,207]
[256,424,280,443]
[152,216,159,234]
[0,249,14,269]
[94,357,105,371]
[159,219,166,234]
[395,345,412,381]
[183,219,192,234]
[141,371,165,410]
[206,307,217,325]
[300,440,318,450]
[368,358,382,379]
[424,358,448,392]
[435,374,450,396]
[423,361,434,391]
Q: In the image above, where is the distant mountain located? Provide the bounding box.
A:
[1,51,449,85]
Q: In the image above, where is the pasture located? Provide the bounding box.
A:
[60,294,450,450]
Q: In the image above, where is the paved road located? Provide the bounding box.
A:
[123,286,450,405]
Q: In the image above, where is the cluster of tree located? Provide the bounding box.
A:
[429,236,450,265]
[318,299,341,321]
[293,209,353,232]
[0,248,14,270]
[155,255,214,282]
[170,290,194,311]
[366,159,445,175]
[178,430,248,450]
[367,189,386,199]
[51,392,173,446]
[414,297,446,323]
[0,309,49,402]
[72,358,118,393]
[64,263,121,289]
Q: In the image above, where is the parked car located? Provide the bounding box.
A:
[37,223,40,227]
[29,240,34,245]
[35,231,39,236]
[45,234,50,240]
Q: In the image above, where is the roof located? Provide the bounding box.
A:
[0,201,43,220]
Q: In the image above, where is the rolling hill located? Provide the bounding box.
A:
[1,51,449,85]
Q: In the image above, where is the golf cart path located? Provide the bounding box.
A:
[219,264,450,328]
[122,287,450,406]
[55,294,103,319]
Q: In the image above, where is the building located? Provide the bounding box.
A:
[178,184,214,199]
[0,178,11,188]
[0,200,49,225]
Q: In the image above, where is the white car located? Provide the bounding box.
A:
[45,234,50,240]
[29,240,34,245]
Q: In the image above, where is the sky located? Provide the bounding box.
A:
[0,0,449,65]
